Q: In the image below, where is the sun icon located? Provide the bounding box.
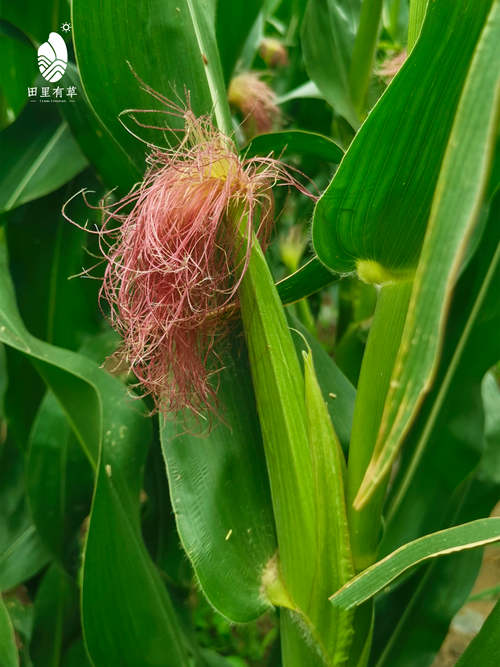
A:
[61,22,71,33]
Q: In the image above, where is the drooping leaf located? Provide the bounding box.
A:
[0,102,87,214]
[0,232,191,667]
[277,257,338,305]
[312,0,493,275]
[330,518,500,610]
[356,0,500,506]
[243,130,344,163]
[161,331,277,623]
[372,373,500,667]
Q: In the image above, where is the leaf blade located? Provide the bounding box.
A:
[160,333,277,623]
[356,0,500,506]
[330,518,500,610]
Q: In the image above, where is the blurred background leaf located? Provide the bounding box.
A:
[216,0,263,84]
[0,102,87,214]
[0,594,18,667]
[0,21,37,131]
[0,436,49,592]
[30,564,80,667]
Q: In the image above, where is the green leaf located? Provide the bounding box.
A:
[455,598,500,666]
[301,0,360,129]
[0,594,18,667]
[277,257,338,306]
[216,0,262,84]
[239,237,357,664]
[0,0,71,46]
[330,518,500,610]
[28,391,93,571]
[243,130,344,163]
[383,0,409,46]
[288,314,355,455]
[0,103,88,214]
[334,278,377,387]
[348,0,384,115]
[161,332,277,623]
[81,400,193,667]
[373,551,485,667]
[239,240,315,607]
[0,437,50,592]
[1,589,33,666]
[407,0,429,52]
[372,372,500,667]
[72,0,233,173]
[62,639,93,667]
[0,25,37,130]
[276,80,323,104]
[60,64,141,193]
[356,0,500,507]
[30,565,80,667]
[5,177,102,351]
[0,233,191,666]
[141,434,188,586]
[346,279,413,573]
[312,0,492,275]
[303,347,354,663]
[381,187,500,554]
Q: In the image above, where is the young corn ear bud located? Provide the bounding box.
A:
[259,38,289,68]
[228,72,281,139]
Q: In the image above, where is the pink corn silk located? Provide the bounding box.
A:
[66,101,314,422]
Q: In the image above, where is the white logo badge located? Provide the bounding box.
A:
[38,33,68,83]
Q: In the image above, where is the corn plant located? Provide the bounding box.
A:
[0,1,499,666]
